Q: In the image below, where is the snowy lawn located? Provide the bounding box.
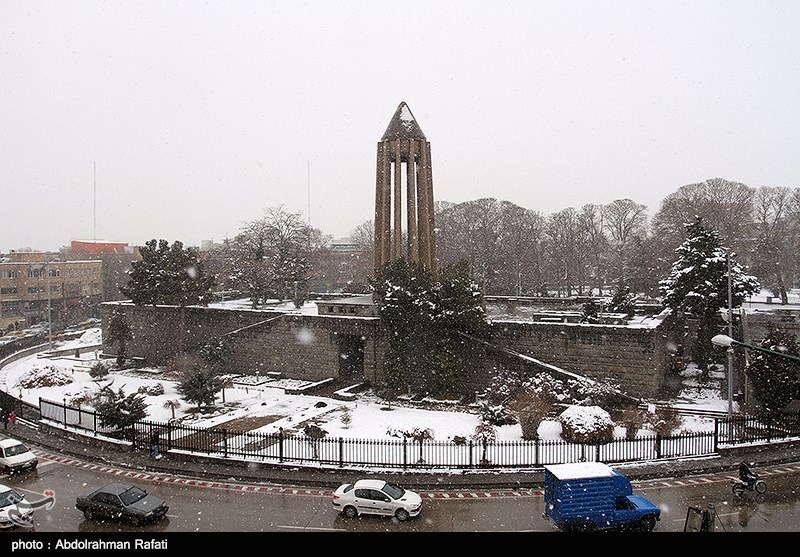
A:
[0,328,726,444]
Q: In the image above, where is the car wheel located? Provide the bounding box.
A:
[131,515,143,527]
[395,508,410,522]
[640,516,657,532]
[83,509,94,520]
[343,506,358,519]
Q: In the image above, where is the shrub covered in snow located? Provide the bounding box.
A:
[17,363,73,389]
[558,405,615,444]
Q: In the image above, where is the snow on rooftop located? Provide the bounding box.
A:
[544,461,615,479]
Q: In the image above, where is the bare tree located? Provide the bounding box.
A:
[222,206,330,307]
[602,199,648,287]
[752,186,794,303]
[650,177,755,276]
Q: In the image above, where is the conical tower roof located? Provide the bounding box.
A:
[380,102,427,141]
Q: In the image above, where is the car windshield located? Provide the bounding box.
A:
[119,486,147,506]
[0,490,23,508]
[382,483,405,500]
[4,444,29,457]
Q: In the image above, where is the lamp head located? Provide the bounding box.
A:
[711,334,734,348]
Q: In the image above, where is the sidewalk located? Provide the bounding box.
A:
[6,418,800,491]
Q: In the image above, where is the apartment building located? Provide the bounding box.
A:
[0,251,103,332]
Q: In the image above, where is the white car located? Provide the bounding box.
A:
[0,484,33,528]
[0,438,38,475]
[332,479,422,521]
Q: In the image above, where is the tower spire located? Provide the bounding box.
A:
[373,102,437,275]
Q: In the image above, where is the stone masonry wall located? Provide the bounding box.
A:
[487,320,671,398]
[101,302,673,399]
[100,302,381,383]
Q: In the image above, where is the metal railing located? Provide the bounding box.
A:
[36,397,800,470]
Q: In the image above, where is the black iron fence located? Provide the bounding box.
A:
[35,397,800,470]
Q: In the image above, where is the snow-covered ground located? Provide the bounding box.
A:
[0,326,727,444]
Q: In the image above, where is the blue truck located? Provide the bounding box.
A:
[543,461,661,532]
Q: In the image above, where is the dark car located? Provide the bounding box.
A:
[75,483,168,525]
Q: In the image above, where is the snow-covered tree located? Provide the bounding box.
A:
[176,361,224,411]
[94,387,148,431]
[372,257,490,398]
[121,239,215,307]
[105,308,132,367]
[220,206,329,308]
[659,216,760,371]
[746,324,800,414]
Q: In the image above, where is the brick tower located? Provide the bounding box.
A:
[373,102,437,274]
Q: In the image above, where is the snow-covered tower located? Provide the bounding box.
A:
[373,102,437,274]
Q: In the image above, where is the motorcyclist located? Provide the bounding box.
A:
[739,461,758,488]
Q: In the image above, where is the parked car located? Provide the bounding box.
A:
[75,483,168,525]
[0,484,33,529]
[0,438,38,475]
[332,479,422,521]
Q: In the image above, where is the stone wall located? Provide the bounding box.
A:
[486,319,675,398]
[100,302,382,383]
[101,302,677,400]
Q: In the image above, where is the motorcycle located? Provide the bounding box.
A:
[732,476,767,497]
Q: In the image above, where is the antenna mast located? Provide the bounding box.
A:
[93,161,97,243]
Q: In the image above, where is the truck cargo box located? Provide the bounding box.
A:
[543,462,661,532]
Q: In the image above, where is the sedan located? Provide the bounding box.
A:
[332,479,422,521]
[0,484,34,529]
[75,483,168,526]
[0,438,38,475]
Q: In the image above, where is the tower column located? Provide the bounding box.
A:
[373,102,437,275]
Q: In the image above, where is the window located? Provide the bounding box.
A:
[27,286,45,294]
[0,287,17,295]
[27,269,44,278]
[0,270,18,279]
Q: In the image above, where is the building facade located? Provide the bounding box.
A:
[0,251,103,332]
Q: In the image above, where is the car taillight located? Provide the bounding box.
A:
[333,495,340,501]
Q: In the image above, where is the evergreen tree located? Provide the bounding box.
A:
[94,388,148,430]
[121,239,215,307]
[176,362,224,410]
[105,308,133,367]
[746,324,800,414]
[372,258,489,397]
[659,216,760,371]
[607,282,637,317]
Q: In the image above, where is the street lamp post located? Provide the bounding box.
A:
[46,258,52,350]
[712,334,800,365]
[726,251,733,420]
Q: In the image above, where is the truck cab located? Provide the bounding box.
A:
[543,462,661,532]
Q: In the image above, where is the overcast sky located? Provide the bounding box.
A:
[2,0,798,253]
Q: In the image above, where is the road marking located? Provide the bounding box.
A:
[25,446,800,499]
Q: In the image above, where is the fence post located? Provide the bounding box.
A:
[223,429,228,458]
[655,433,662,459]
[713,418,719,452]
[403,438,408,470]
[167,424,172,451]
[469,440,473,468]
[534,436,540,467]
[278,428,284,463]
[63,401,67,426]
[338,438,344,468]
[93,411,97,436]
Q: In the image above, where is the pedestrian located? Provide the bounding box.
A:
[150,431,162,460]
[1,408,8,430]
[8,410,16,427]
